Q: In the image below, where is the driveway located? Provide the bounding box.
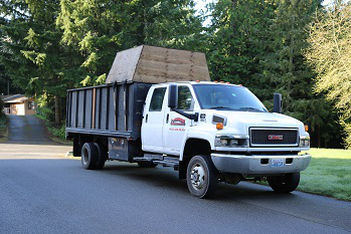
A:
[7,115,55,144]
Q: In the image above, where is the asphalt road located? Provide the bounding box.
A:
[0,116,350,234]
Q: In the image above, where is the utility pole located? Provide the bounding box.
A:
[7,80,9,95]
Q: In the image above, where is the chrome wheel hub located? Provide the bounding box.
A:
[190,163,206,190]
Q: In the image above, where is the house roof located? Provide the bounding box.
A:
[1,94,29,104]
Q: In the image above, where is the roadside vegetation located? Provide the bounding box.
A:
[0,114,7,142]
[35,105,70,145]
[0,99,7,142]
[299,148,351,201]
[1,0,349,149]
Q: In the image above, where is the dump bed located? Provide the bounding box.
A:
[66,82,151,140]
[66,45,210,140]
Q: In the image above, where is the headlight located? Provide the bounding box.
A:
[215,135,248,147]
[299,136,310,148]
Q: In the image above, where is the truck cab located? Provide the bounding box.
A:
[141,81,311,197]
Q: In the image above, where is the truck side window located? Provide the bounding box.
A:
[149,87,166,111]
[177,86,194,111]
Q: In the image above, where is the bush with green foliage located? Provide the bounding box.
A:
[0,98,4,117]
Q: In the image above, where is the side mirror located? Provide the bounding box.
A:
[168,84,178,109]
[273,93,282,113]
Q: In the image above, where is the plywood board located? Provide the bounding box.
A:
[106,45,143,83]
[106,45,210,84]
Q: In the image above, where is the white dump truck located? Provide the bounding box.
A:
[66,45,311,198]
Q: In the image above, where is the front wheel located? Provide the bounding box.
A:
[186,155,218,198]
[267,172,300,193]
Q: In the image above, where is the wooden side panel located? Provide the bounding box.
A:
[78,91,84,128]
[100,87,108,130]
[108,87,115,131]
[95,89,101,129]
[71,92,77,128]
[85,89,92,129]
[105,45,210,84]
[117,85,126,131]
[66,83,151,140]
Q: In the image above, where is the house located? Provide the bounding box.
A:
[1,94,36,116]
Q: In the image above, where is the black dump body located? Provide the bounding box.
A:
[66,82,152,140]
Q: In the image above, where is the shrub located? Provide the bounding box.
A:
[48,124,66,139]
[0,98,4,117]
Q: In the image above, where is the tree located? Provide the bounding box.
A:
[306,2,351,148]
[258,0,343,147]
[0,0,83,124]
[56,0,205,86]
[206,0,342,147]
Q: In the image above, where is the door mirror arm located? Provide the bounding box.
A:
[171,108,198,122]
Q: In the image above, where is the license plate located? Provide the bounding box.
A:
[271,158,285,168]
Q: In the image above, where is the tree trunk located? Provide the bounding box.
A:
[54,96,60,125]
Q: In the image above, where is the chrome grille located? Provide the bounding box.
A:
[250,128,298,147]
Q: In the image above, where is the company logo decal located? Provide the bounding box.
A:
[268,135,284,141]
[171,117,186,126]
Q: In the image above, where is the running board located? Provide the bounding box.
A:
[153,157,179,170]
[133,155,179,170]
[133,154,163,162]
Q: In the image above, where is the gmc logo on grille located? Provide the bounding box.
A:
[268,135,284,141]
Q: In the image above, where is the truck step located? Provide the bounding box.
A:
[153,157,179,170]
[133,154,163,162]
[134,155,180,170]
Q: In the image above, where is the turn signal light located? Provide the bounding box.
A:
[216,123,224,130]
[304,125,309,132]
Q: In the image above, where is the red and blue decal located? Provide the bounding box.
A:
[171,117,186,126]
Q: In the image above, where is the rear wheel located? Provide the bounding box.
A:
[186,155,218,198]
[93,143,106,169]
[267,172,300,193]
[81,142,105,170]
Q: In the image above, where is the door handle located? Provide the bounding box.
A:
[166,114,169,123]
[145,114,148,123]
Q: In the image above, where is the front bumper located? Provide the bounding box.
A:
[211,153,311,175]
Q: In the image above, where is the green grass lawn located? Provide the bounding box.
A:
[299,148,351,201]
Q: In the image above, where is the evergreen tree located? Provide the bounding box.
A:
[57,0,204,86]
[207,0,342,147]
[1,0,85,124]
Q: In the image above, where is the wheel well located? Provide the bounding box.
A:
[179,138,211,179]
[73,134,108,157]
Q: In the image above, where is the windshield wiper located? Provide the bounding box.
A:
[208,106,234,110]
[238,107,264,112]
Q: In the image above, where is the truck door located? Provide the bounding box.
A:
[141,86,167,153]
[163,85,195,155]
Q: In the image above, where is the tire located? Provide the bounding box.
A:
[81,142,105,170]
[137,161,157,168]
[186,155,218,198]
[267,172,300,193]
[93,143,106,169]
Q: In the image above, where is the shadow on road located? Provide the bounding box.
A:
[102,163,293,200]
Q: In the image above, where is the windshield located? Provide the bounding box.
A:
[192,84,267,112]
